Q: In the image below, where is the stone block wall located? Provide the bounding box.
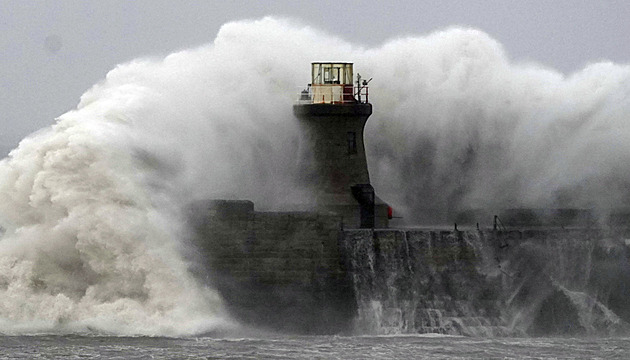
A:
[340,228,630,336]
[190,200,630,336]
[189,200,355,334]
[340,229,509,336]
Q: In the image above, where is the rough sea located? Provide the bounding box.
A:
[4,17,630,360]
[1,335,629,359]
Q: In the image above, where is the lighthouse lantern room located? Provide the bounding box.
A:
[301,62,368,104]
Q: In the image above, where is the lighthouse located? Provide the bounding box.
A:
[293,62,389,228]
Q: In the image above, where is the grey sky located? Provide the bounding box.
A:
[2,0,629,156]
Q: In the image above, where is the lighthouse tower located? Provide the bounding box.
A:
[293,62,389,228]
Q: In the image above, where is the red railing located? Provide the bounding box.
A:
[297,85,369,104]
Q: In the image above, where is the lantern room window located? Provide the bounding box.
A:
[312,63,353,85]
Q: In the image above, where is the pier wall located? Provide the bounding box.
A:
[190,200,630,335]
[190,200,354,334]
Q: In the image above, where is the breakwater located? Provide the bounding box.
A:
[342,228,630,336]
[190,200,630,336]
[189,200,354,334]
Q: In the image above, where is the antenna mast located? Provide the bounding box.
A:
[356,73,372,104]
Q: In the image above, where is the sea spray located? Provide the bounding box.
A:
[1,17,630,335]
[0,87,226,335]
[0,17,348,336]
[360,30,630,222]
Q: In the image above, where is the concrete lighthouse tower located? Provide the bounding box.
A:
[293,62,389,228]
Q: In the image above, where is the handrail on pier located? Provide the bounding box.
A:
[493,215,507,232]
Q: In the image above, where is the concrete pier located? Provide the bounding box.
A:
[190,200,630,335]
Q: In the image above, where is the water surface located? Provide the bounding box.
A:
[1,335,628,359]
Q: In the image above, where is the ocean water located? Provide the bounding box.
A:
[1,334,628,359]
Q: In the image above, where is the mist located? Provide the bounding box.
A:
[362,30,630,221]
[0,17,629,335]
